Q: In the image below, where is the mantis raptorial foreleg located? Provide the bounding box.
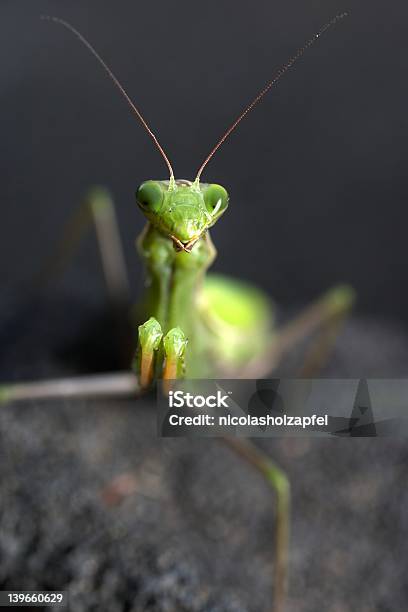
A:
[162,328,188,382]
[134,217,216,382]
[135,317,163,388]
[135,318,187,389]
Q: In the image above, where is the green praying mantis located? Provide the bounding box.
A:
[1,13,355,612]
[33,14,353,393]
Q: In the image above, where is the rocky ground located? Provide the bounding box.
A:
[0,292,407,611]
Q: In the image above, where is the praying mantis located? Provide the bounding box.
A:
[30,14,352,393]
[0,13,355,612]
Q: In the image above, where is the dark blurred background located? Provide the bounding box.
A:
[1,0,408,325]
[1,6,408,610]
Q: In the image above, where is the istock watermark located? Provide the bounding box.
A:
[157,378,408,438]
[168,389,231,408]
[166,388,327,429]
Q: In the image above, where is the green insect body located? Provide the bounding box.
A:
[134,179,273,384]
[39,15,350,388]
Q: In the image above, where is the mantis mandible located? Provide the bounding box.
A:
[36,13,353,392]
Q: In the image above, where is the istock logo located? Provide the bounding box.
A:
[168,390,231,408]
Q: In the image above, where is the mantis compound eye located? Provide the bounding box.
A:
[203,184,229,216]
[136,181,163,212]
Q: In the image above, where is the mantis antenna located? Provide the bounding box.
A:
[41,16,175,186]
[194,12,348,184]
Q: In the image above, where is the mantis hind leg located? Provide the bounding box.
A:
[4,186,133,371]
[35,186,130,309]
[237,284,356,378]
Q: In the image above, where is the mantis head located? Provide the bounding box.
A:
[43,15,348,251]
[136,180,229,252]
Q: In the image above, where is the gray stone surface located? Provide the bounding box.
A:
[0,295,407,611]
